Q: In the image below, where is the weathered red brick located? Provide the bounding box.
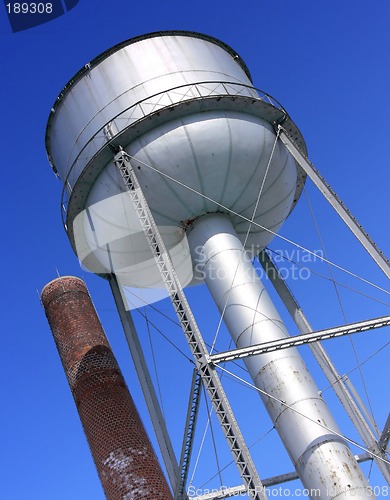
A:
[41,276,173,500]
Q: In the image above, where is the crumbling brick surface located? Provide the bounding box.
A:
[42,276,173,500]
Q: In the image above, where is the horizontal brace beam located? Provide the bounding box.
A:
[210,315,390,365]
[192,454,372,499]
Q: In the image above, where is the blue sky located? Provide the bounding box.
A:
[1,1,390,498]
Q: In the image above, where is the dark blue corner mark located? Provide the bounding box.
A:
[64,0,78,10]
[4,0,80,32]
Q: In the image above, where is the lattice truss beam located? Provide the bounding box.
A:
[113,149,267,500]
[175,370,202,500]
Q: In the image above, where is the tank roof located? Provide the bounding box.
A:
[49,31,252,115]
[46,31,252,175]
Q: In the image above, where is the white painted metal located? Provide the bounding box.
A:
[87,111,298,252]
[46,32,253,183]
[188,213,374,499]
[71,112,299,288]
[261,452,373,488]
[45,32,305,288]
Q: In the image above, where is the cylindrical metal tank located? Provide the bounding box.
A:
[41,276,173,500]
[188,214,373,499]
[46,31,306,287]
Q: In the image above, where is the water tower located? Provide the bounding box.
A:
[45,31,390,499]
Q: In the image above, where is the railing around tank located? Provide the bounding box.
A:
[59,80,287,228]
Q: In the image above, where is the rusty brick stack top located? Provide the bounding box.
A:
[41,276,173,500]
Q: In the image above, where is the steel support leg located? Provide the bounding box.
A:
[113,149,266,500]
[109,274,181,492]
[175,369,202,500]
[278,126,390,279]
[379,413,390,454]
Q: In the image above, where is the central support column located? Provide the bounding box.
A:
[188,213,373,500]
